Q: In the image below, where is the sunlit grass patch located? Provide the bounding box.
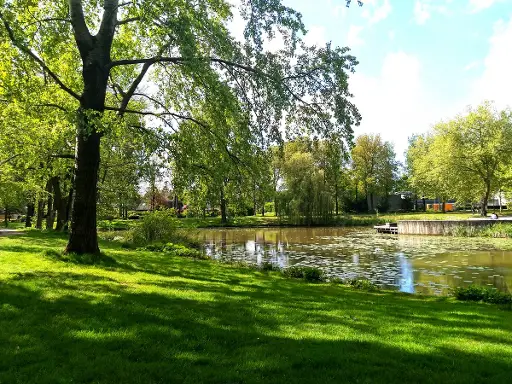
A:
[1,231,511,383]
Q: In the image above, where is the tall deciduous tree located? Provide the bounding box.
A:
[351,134,397,212]
[409,102,512,216]
[0,0,362,255]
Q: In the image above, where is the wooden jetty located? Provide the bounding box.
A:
[374,223,398,234]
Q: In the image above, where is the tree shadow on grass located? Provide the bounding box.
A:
[1,272,511,384]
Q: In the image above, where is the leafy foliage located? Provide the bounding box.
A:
[351,134,398,212]
[129,210,179,245]
[283,266,324,282]
[407,102,512,215]
[453,285,512,305]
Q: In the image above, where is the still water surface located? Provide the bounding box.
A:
[198,227,512,295]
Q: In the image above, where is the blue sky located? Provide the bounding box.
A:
[235,0,512,159]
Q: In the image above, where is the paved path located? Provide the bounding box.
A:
[0,229,23,236]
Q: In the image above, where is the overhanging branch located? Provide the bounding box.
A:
[0,10,81,101]
[0,154,21,166]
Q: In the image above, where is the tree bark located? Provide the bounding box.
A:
[51,177,68,231]
[66,128,101,254]
[66,0,118,255]
[220,186,227,224]
[26,202,35,228]
[36,200,44,229]
[4,207,8,228]
[335,183,339,216]
[481,180,491,216]
[65,183,73,227]
[46,180,55,230]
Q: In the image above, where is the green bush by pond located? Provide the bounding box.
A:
[452,285,512,305]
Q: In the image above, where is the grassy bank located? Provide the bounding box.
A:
[99,211,497,231]
[1,232,512,383]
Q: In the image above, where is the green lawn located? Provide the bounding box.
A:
[2,231,511,383]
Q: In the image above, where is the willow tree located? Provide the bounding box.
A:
[0,0,361,255]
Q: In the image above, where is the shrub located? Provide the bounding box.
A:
[452,285,512,305]
[163,243,205,259]
[283,266,307,279]
[260,262,280,272]
[283,266,324,282]
[452,285,486,301]
[130,210,178,245]
[348,278,379,291]
[139,242,207,259]
[264,202,275,213]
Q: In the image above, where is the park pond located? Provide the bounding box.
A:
[197,227,512,296]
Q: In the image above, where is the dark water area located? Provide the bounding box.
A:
[197,227,512,295]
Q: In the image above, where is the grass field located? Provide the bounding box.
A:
[1,231,512,383]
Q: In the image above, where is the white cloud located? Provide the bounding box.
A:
[463,61,480,71]
[413,0,451,25]
[469,0,502,13]
[469,16,512,110]
[347,25,365,47]
[361,0,392,24]
[414,1,431,25]
[350,52,435,158]
[304,26,328,47]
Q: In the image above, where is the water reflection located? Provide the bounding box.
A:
[199,227,512,296]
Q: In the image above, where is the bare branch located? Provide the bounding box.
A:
[109,56,259,75]
[0,11,81,101]
[104,105,208,129]
[118,61,152,115]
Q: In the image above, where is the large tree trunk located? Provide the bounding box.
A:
[65,0,117,255]
[66,8,119,254]
[66,128,101,254]
[4,207,8,228]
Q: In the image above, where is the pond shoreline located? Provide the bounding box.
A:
[198,226,512,296]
